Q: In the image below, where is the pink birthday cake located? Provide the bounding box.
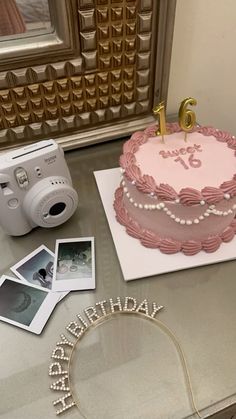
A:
[114,123,236,255]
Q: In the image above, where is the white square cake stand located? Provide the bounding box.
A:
[94,168,236,281]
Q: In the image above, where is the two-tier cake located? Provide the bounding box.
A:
[114,123,236,255]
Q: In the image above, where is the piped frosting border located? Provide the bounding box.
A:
[119,123,236,206]
[114,187,236,255]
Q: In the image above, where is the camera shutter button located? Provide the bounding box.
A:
[8,198,19,208]
[15,167,29,188]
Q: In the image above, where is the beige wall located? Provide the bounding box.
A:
[167,0,236,134]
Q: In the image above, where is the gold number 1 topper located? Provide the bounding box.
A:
[153,101,169,142]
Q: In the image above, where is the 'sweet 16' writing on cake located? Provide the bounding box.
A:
[114,123,236,255]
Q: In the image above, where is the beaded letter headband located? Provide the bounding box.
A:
[48,296,201,417]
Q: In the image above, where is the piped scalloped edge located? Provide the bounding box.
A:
[114,187,236,255]
[120,123,236,206]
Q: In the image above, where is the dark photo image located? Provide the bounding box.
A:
[52,237,95,292]
[0,279,47,326]
[12,247,54,289]
[56,240,92,280]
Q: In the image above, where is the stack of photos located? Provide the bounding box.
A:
[0,238,95,334]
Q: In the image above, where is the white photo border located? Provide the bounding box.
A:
[52,237,95,292]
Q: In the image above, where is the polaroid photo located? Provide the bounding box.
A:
[0,275,59,334]
[52,237,95,292]
[11,245,54,290]
[10,245,69,303]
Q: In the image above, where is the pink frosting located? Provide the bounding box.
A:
[227,138,236,150]
[220,180,236,196]
[231,219,236,233]
[123,139,140,154]
[114,188,130,226]
[182,240,202,256]
[166,122,182,133]
[197,126,234,142]
[119,153,135,169]
[220,226,235,242]
[179,188,203,206]
[213,129,233,142]
[113,187,236,255]
[120,123,236,205]
[155,183,177,200]
[125,165,141,182]
[126,220,143,239]
[197,126,217,137]
[130,131,147,145]
[201,186,224,204]
[201,236,222,253]
[136,174,156,194]
[144,125,157,137]
[114,186,123,203]
[159,238,181,254]
[115,207,127,226]
[141,231,161,248]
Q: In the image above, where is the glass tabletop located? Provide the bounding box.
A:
[1,138,236,419]
[69,313,196,419]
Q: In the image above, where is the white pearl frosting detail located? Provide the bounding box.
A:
[122,180,236,226]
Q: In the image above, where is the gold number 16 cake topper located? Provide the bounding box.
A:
[153,97,197,142]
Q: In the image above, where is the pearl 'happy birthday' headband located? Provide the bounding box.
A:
[48,296,201,418]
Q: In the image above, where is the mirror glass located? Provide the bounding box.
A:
[0,0,52,40]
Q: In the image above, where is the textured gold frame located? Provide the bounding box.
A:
[0,0,176,150]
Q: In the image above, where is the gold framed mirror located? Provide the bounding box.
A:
[0,0,176,150]
[0,0,78,69]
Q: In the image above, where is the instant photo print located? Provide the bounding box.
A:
[11,245,54,290]
[0,276,59,334]
[52,237,95,292]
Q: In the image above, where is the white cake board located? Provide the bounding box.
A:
[94,168,236,281]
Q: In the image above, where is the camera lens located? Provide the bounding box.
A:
[49,202,66,216]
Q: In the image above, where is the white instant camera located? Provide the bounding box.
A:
[0,140,78,236]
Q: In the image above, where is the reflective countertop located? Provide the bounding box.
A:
[0,139,236,419]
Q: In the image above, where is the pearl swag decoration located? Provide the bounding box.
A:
[121,176,236,226]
